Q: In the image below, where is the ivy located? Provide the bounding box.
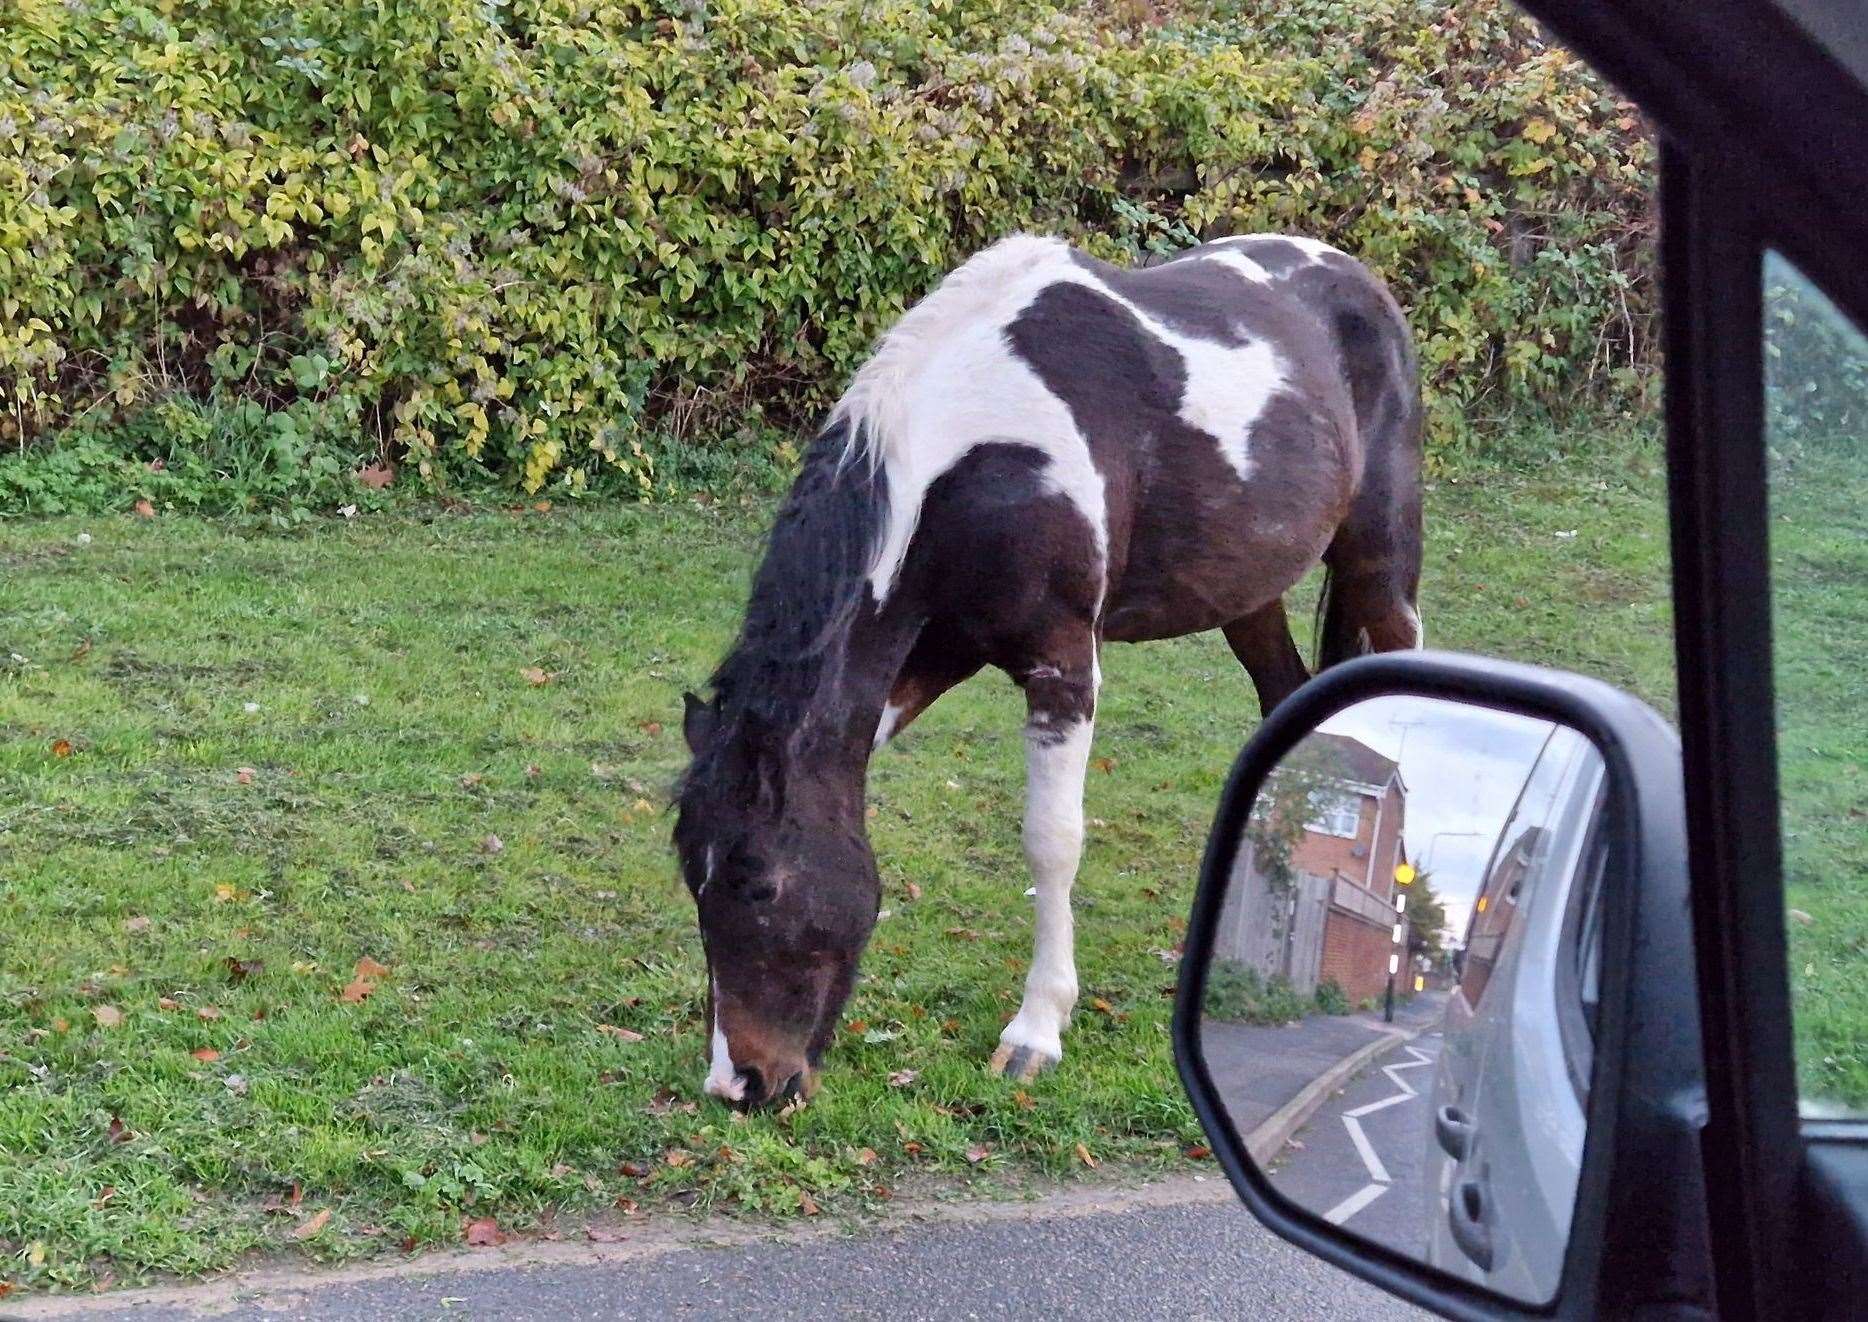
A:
[0,0,1654,504]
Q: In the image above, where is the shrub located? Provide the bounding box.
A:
[1313,977,1350,1016]
[1203,960,1310,1024]
[1,0,1653,508]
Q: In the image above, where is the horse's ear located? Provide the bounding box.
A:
[683,691,719,755]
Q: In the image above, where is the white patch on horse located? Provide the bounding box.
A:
[1404,602,1425,649]
[704,980,745,1102]
[873,701,906,749]
[998,691,1096,1070]
[836,233,1294,601]
[1195,249,1275,285]
[1222,232,1344,264]
[696,844,716,900]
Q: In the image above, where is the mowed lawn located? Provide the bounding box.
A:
[0,420,1856,1292]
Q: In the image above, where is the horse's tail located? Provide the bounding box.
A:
[1311,560,1342,672]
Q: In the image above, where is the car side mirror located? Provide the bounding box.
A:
[1174,653,1716,1320]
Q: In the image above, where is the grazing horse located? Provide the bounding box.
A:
[675,233,1423,1107]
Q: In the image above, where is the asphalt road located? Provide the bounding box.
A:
[15,1182,1428,1322]
[1267,1029,1445,1263]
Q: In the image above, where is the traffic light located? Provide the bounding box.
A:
[1394,861,1417,886]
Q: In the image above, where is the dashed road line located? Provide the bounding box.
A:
[1322,1044,1435,1226]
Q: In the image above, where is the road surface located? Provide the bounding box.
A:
[1267,1029,1445,1263]
[11,1179,1427,1322]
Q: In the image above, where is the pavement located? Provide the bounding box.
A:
[7,1179,1427,1322]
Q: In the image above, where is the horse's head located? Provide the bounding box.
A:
[674,692,880,1109]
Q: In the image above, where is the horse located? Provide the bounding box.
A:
[674,232,1423,1108]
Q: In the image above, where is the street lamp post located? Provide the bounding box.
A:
[1384,861,1416,1023]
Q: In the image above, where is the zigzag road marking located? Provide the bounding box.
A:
[1322,1045,1435,1226]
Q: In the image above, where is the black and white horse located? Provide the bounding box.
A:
[676,233,1423,1107]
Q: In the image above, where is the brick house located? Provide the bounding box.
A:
[1297,734,1410,1006]
[1212,733,1410,1006]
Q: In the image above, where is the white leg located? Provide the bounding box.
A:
[991,680,1096,1080]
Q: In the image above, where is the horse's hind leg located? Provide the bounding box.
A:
[1222,599,1312,716]
[990,634,1098,1081]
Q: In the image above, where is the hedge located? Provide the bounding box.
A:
[0,0,1654,507]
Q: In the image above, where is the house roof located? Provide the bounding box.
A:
[1303,733,1400,790]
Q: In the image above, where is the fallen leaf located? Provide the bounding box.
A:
[798,1191,820,1215]
[93,1186,118,1208]
[1012,1089,1036,1111]
[663,1148,693,1169]
[225,1073,248,1096]
[400,1235,418,1254]
[901,1141,923,1156]
[459,772,485,789]
[1185,1145,1212,1160]
[355,956,391,979]
[1075,1142,1099,1169]
[356,462,396,490]
[124,915,152,933]
[92,1005,124,1029]
[464,1217,506,1247]
[107,1115,132,1143]
[639,720,662,736]
[197,1005,223,1021]
[235,767,256,785]
[844,1019,869,1035]
[227,957,264,983]
[585,1226,626,1243]
[872,1185,892,1201]
[1092,756,1117,774]
[132,498,155,519]
[904,881,922,901]
[596,1024,645,1042]
[526,763,542,778]
[520,666,552,687]
[213,883,237,902]
[1789,908,1814,926]
[158,996,179,1011]
[191,1047,221,1062]
[1091,997,1115,1015]
[618,1160,650,1178]
[965,1143,992,1164]
[944,926,981,941]
[854,1147,879,1167]
[291,1209,332,1240]
[479,834,505,855]
[614,1197,640,1215]
[339,979,375,1003]
[887,1069,920,1088]
[51,738,73,758]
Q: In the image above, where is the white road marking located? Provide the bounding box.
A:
[1324,1044,1436,1226]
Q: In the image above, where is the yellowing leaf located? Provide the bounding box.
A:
[92,1005,124,1028]
[1522,117,1557,144]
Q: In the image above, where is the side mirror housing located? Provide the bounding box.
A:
[1173,652,1715,1319]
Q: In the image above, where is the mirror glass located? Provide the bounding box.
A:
[1197,695,1609,1305]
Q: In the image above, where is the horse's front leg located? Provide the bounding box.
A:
[990,648,1098,1081]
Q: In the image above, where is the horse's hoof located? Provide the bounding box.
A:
[989,1041,1059,1081]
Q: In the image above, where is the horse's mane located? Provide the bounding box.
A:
[686,418,889,808]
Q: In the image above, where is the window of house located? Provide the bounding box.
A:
[1306,792,1362,839]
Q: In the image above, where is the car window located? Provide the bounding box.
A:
[1762,250,1868,1118]
[1555,790,1610,1099]
[1457,729,1572,1008]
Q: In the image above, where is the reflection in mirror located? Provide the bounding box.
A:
[1198,696,1608,1305]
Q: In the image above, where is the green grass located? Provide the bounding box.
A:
[0,417,1858,1293]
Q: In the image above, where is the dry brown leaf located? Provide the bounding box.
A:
[854,1147,879,1167]
[227,957,264,983]
[196,1005,223,1021]
[1012,1089,1036,1111]
[639,721,662,736]
[464,1216,506,1247]
[339,979,375,1003]
[887,1069,919,1088]
[1090,997,1115,1015]
[596,1024,645,1042]
[798,1191,820,1216]
[844,1019,869,1035]
[618,1160,649,1178]
[1092,756,1117,774]
[1184,1144,1212,1160]
[93,1186,118,1208]
[132,498,156,519]
[235,767,256,785]
[1075,1142,1099,1169]
[51,738,73,758]
[92,1005,123,1029]
[157,996,179,1012]
[479,833,505,855]
[614,1197,640,1215]
[107,1115,132,1143]
[356,463,396,490]
[965,1143,992,1165]
[904,881,922,901]
[520,666,552,687]
[355,956,391,979]
[291,1209,331,1240]
[191,1047,221,1063]
[663,1148,693,1169]
[124,916,152,933]
[585,1226,626,1243]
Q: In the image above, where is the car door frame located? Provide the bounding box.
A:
[1467,1,1868,1315]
